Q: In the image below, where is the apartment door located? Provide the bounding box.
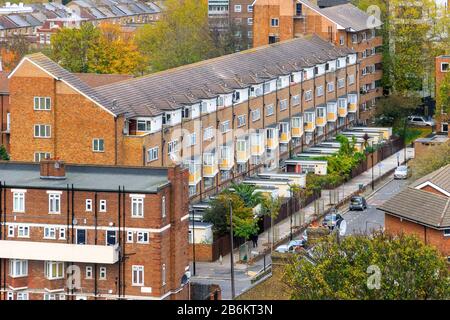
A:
[106,230,116,246]
[76,229,86,245]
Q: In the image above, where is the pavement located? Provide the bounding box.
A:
[190,146,414,300]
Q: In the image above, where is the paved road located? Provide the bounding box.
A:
[344,177,409,235]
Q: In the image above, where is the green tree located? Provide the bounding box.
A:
[436,72,450,116]
[284,232,450,299]
[203,192,259,240]
[230,183,263,208]
[410,142,450,179]
[51,23,101,73]
[0,145,9,160]
[136,0,220,72]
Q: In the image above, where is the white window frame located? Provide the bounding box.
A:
[137,231,149,244]
[99,267,107,280]
[127,231,134,243]
[316,86,324,97]
[279,99,288,111]
[48,193,61,214]
[251,109,261,121]
[92,138,104,152]
[85,266,93,279]
[33,97,51,110]
[13,191,25,213]
[16,292,29,300]
[85,199,92,212]
[8,225,14,237]
[162,196,166,218]
[131,196,144,218]
[9,259,28,278]
[59,227,66,240]
[44,226,57,239]
[17,225,30,238]
[266,104,274,116]
[34,124,51,138]
[132,265,144,286]
[327,82,334,92]
[147,146,159,162]
[34,152,51,162]
[304,90,312,101]
[237,115,246,127]
[221,120,231,133]
[271,18,279,27]
[292,95,300,106]
[162,264,166,286]
[168,140,178,155]
[45,261,64,280]
[234,4,241,12]
[337,78,345,88]
[441,62,449,72]
[99,200,107,212]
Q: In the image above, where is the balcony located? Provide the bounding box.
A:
[0,240,119,264]
[203,153,218,177]
[266,128,279,149]
[279,123,291,144]
[250,132,265,156]
[186,161,202,186]
[316,108,327,127]
[236,139,251,163]
[219,147,234,170]
[291,117,303,138]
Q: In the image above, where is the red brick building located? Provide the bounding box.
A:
[0,71,9,154]
[0,159,190,300]
[435,55,450,136]
[379,164,450,262]
[252,0,383,122]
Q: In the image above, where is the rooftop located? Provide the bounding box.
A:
[0,161,170,193]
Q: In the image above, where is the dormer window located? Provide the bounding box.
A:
[182,107,191,119]
[137,120,151,132]
[162,113,171,125]
[232,91,240,103]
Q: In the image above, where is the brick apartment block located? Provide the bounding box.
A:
[435,55,450,136]
[379,164,450,261]
[0,159,190,300]
[3,35,363,203]
[252,0,383,121]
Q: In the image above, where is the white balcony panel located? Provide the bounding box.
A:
[0,240,119,264]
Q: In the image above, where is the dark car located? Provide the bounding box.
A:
[349,196,367,211]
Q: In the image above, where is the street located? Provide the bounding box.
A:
[343,177,409,235]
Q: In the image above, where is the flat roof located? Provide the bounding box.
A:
[0,162,170,193]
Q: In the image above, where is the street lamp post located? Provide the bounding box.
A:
[229,200,236,300]
[191,210,196,276]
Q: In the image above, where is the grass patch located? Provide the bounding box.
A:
[394,127,432,145]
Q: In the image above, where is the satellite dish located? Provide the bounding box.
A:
[338,219,347,237]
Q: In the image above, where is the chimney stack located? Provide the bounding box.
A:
[40,159,66,180]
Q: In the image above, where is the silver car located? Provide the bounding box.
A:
[394,165,411,179]
[407,116,434,127]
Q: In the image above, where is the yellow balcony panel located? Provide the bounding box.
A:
[348,103,357,113]
[251,145,264,156]
[292,127,303,137]
[219,158,233,170]
[327,112,337,122]
[316,117,326,127]
[189,171,201,186]
[338,108,347,117]
[203,165,218,177]
[305,122,315,132]
[237,151,250,163]
[280,132,290,143]
[267,138,277,149]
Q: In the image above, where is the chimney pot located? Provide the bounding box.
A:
[40,159,66,180]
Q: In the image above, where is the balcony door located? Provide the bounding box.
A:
[76,229,86,245]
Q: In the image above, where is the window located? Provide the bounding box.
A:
[7,292,13,300]
[137,120,151,132]
[59,227,66,240]
[317,108,325,118]
[45,261,64,280]
[168,140,178,155]
[162,196,166,218]
[18,225,30,238]
[247,18,253,25]
[132,265,144,286]
[85,266,93,279]
[305,90,312,101]
[34,97,51,110]
[47,193,61,214]
[316,86,324,97]
[203,127,214,141]
[76,229,86,245]
[16,292,29,300]
[137,231,149,244]
[352,34,358,43]
[339,36,344,45]
[279,99,288,111]
[266,104,274,116]
[99,200,107,212]
[13,191,25,213]
[147,146,159,162]
[8,225,14,237]
[348,74,355,85]
[362,32,367,41]
[99,267,106,280]
[442,63,449,72]
[44,227,56,239]
[221,121,231,133]
[263,82,271,93]
[337,78,345,88]
[234,4,241,12]
[34,124,51,138]
[106,230,116,246]
[232,91,240,103]
[251,109,261,121]
[127,231,134,243]
[92,138,104,152]
[186,132,196,147]
[131,196,144,218]
[9,259,28,277]
[34,152,50,162]
[248,31,253,38]
[327,82,334,93]
[248,5,253,12]
[444,229,450,237]
[162,264,166,286]
[271,18,279,27]
[237,115,246,127]
[292,95,300,106]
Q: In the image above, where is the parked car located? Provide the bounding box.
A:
[349,196,367,211]
[394,165,411,179]
[407,116,434,127]
[322,213,344,230]
[275,239,306,253]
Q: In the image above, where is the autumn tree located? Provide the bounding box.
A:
[284,232,450,299]
[436,72,450,116]
[410,142,450,179]
[136,0,220,72]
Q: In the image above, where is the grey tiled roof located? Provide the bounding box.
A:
[410,164,450,193]
[379,187,450,228]
[93,35,354,117]
[320,3,382,31]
